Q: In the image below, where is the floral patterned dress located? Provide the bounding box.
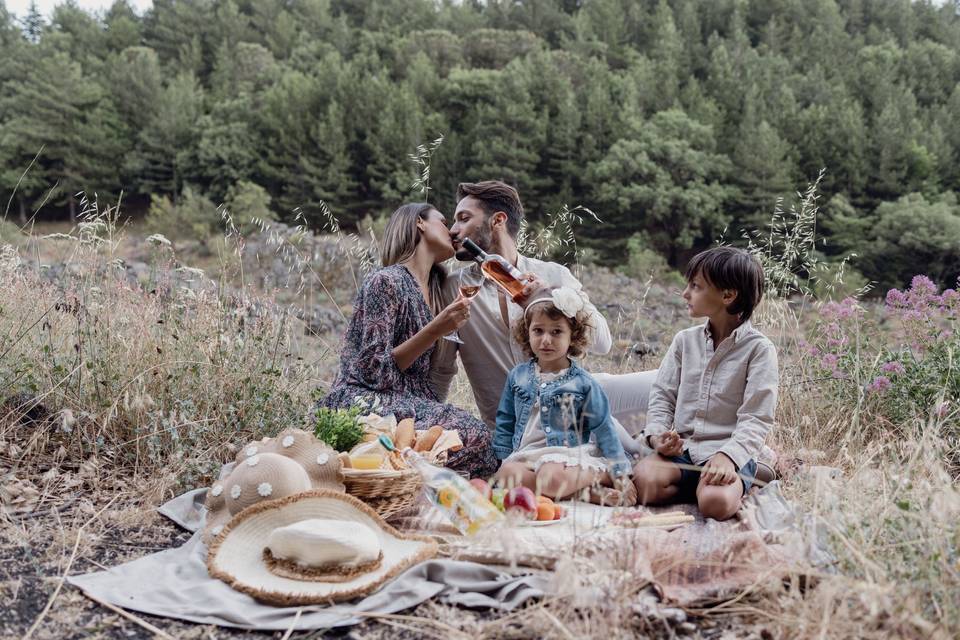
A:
[321,264,498,478]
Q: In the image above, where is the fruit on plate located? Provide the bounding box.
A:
[553,504,564,520]
[504,487,537,518]
[536,495,553,505]
[490,488,506,512]
[469,478,493,501]
[536,501,556,521]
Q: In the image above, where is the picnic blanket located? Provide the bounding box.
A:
[397,481,809,605]
[67,480,815,631]
[66,487,549,631]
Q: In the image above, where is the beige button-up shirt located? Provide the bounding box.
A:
[429,255,612,427]
[643,320,779,470]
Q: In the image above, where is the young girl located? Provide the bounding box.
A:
[633,247,779,521]
[492,287,634,505]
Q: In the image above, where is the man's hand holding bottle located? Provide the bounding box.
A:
[518,273,546,304]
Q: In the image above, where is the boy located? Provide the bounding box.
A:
[633,247,778,520]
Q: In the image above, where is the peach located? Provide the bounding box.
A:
[536,502,556,521]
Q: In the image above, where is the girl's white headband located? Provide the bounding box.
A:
[523,286,587,320]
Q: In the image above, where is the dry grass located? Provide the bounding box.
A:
[1,187,958,639]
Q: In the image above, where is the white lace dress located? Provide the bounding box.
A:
[503,365,611,475]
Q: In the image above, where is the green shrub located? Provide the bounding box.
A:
[224,180,278,236]
[618,232,683,286]
[144,187,221,242]
[0,218,26,246]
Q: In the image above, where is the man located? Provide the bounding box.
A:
[429,181,657,453]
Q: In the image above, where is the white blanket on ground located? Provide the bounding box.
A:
[66,489,549,631]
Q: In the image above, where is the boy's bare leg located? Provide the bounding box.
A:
[695,477,744,521]
[632,453,683,505]
[492,462,537,491]
[535,463,603,500]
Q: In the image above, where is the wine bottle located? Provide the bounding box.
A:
[460,238,528,302]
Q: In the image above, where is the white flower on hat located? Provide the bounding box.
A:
[316,453,329,465]
[551,286,586,318]
[281,435,295,448]
[230,485,242,499]
[257,482,273,497]
[211,484,223,497]
[246,455,260,467]
[245,445,259,457]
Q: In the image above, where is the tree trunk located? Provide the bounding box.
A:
[68,197,77,223]
[18,197,27,225]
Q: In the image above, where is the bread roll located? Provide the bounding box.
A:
[414,425,443,452]
[395,418,416,450]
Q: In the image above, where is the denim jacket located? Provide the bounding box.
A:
[494,359,631,477]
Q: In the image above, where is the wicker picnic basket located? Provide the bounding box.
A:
[342,467,424,520]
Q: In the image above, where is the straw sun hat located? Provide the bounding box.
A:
[203,428,346,544]
[206,489,438,605]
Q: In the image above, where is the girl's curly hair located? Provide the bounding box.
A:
[512,303,593,359]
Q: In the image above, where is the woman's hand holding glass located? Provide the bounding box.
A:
[442,270,484,344]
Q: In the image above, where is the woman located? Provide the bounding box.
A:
[321,203,498,478]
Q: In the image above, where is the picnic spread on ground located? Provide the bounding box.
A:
[66,420,820,632]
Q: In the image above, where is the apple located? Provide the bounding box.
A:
[504,487,537,519]
[469,478,493,501]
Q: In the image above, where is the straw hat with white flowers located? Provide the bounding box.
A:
[206,489,437,605]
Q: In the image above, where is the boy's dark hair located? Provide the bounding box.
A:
[685,246,765,321]
[511,304,592,359]
[456,181,524,238]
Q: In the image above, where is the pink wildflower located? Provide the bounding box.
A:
[886,288,907,308]
[880,361,905,375]
[936,402,950,418]
[867,376,892,393]
[910,275,937,297]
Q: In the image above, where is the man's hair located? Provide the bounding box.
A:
[511,305,592,359]
[684,246,765,321]
[456,181,524,238]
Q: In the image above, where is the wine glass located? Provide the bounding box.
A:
[443,268,484,344]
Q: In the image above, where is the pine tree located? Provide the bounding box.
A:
[135,72,204,198]
[0,48,125,219]
[587,110,733,264]
[256,67,356,224]
[20,1,43,44]
[105,1,142,52]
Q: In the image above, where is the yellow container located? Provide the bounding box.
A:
[350,453,384,470]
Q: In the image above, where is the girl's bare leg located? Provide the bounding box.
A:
[493,461,537,491]
[535,463,603,500]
